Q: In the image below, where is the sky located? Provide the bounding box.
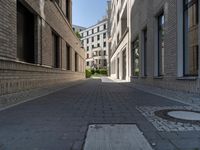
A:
[72,0,107,28]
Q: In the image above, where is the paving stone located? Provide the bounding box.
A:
[0,79,199,149]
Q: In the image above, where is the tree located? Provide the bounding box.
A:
[75,31,82,39]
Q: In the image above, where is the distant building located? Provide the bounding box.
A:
[72,25,86,33]
[0,0,85,95]
[80,19,109,70]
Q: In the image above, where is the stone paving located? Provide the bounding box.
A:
[0,79,200,150]
[137,106,200,132]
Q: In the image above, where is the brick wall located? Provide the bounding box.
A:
[0,0,85,95]
[130,0,200,94]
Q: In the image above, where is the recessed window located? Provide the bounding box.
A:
[66,45,71,70]
[103,33,106,39]
[104,51,106,56]
[104,24,107,30]
[92,37,94,42]
[132,37,139,76]
[183,0,199,76]
[87,38,89,44]
[87,46,89,51]
[52,32,60,68]
[97,27,100,32]
[104,59,107,66]
[104,42,106,47]
[97,43,100,47]
[75,52,78,72]
[87,62,90,66]
[158,12,165,76]
[87,53,89,59]
[66,0,70,21]
[17,1,35,64]
[97,35,100,40]
[143,28,147,76]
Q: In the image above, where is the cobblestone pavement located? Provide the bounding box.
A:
[0,79,200,150]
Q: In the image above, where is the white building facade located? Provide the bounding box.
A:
[110,0,133,81]
[72,25,86,33]
[80,19,109,69]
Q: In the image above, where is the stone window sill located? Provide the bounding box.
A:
[176,76,198,81]
[153,76,163,79]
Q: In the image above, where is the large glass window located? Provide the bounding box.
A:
[184,0,199,76]
[52,32,60,68]
[158,12,165,76]
[143,28,147,76]
[17,1,35,64]
[132,37,140,76]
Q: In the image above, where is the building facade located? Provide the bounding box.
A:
[0,0,85,95]
[80,19,109,70]
[110,0,200,94]
[110,0,132,81]
[72,25,86,33]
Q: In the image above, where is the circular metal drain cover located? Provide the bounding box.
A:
[154,109,200,124]
[168,111,200,121]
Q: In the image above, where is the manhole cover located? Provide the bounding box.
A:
[155,109,200,124]
[168,111,200,121]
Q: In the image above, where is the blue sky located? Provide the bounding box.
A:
[72,0,107,28]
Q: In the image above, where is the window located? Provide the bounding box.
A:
[92,29,94,34]
[52,32,60,68]
[132,37,139,76]
[104,59,107,66]
[17,1,35,64]
[87,38,89,44]
[97,27,100,32]
[117,11,120,23]
[92,45,94,48]
[104,51,106,56]
[87,46,89,51]
[143,28,147,76]
[87,53,89,58]
[99,51,101,56]
[103,42,106,47]
[66,0,70,21]
[103,33,106,39]
[104,24,106,30]
[158,12,165,76]
[97,35,100,40]
[92,37,94,42]
[87,31,89,36]
[87,62,89,66]
[66,45,71,70]
[97,43,100,47]
[183,0,199,76]
[75,52,78,72]
[117,33,120,44]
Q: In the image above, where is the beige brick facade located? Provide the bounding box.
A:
[110,0,200,94]
[130,0,200,94]
[0,0,85,95]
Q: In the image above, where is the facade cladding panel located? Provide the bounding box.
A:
[0,0,85,95]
